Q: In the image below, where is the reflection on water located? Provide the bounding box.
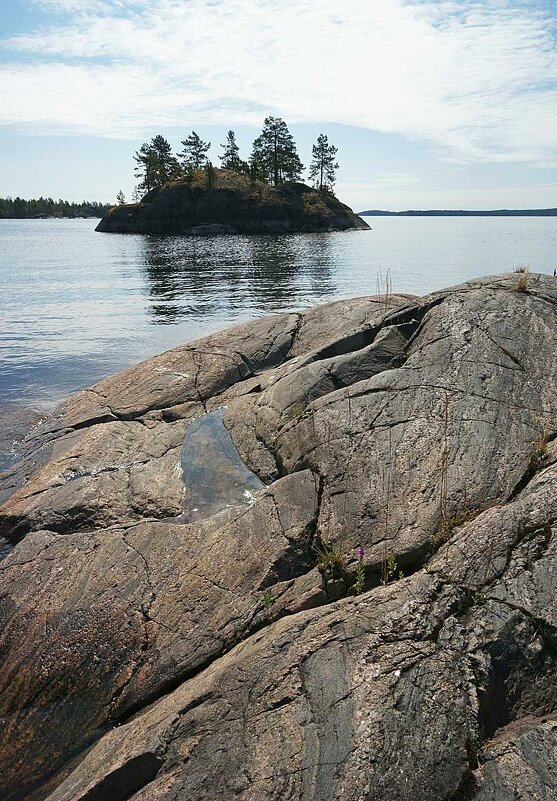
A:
[1,216,556,409]
[140,233,336,324]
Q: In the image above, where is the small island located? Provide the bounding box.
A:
[96,168,369,234]
[96,118,369,235]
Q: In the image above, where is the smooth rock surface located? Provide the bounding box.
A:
[0,273,556,801]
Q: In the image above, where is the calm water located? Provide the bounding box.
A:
[1,216,556,410]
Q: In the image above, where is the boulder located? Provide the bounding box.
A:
[0,273,556,801]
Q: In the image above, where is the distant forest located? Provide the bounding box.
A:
[359,208,557,216]
[0,196,112,219]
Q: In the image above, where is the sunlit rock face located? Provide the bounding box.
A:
[1,274,557,801]
[95,169,370,235]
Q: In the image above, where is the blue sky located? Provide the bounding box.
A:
[1,0,557,210]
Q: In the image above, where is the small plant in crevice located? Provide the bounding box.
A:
[352,546,366,595]
[432,507,480,548]
[313,537,349,596]
[376,267,393,315]
[314,538,345,575]
[508,419,553,500]
[262,590,275,616]
[289,404,308,421]
[380,546,403,586]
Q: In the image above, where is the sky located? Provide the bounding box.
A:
[1,0,557,210]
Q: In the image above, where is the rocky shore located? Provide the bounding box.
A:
[95,169,369,234]
[1,273,556,801]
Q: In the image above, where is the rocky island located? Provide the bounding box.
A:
[1,273,556,801]
[95,169,369,235]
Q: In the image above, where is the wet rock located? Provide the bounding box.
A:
[0,405,44,474]
[180,408,264,521]
[1,274,557,801]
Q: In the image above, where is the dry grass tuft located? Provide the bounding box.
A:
[513,266,530,292]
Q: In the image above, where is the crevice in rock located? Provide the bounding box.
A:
[0,536,14,561]
[76,753,163,801]
[507,434,557,501]
[264,313,304,368]
[106,478,326,729]
[446,764,480,801]
[253,427,288,480]
[471,606,557,747]
[307,298,432,366]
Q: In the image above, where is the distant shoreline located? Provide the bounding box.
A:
[0,215,103,220]
[358,208,557,217]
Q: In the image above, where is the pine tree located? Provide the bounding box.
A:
[133,135,178,193]
[116,190,126,205]
[151,135,179,183]
[250,117,303,185]
[220,130,241,170]
[248,156,266,184]
[179,131,211,171]
[309,134,339,192]
[134,142,158,193]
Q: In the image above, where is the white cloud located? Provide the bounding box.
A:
[342,175,422,191]
[2,0,557,164]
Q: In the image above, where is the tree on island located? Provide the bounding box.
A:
[250,117,303,185]
[219,130,247,172]
[134,135,178,193]
[309,134,339,192]
[205,161,216,189]
[151,135,180,183]
[179,131,211,171]
[116,190,126,205]
[126,121,339,197]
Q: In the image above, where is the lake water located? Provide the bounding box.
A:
[1,216,556,411]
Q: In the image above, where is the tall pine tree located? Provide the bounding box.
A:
[134,135,178,193]
[179,131,211,171]
[309,134,339,192]
[134,142,158,193]
[151,135,179,183]
[250,117,303,185]
[220,130,245,171]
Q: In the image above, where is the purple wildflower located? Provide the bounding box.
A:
[356,546,365,561]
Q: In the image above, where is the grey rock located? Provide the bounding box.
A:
[0,470,319,801]
[472,718,557,800]
[1,273,557,801]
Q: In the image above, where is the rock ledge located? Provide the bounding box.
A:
[1,274,556,801]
